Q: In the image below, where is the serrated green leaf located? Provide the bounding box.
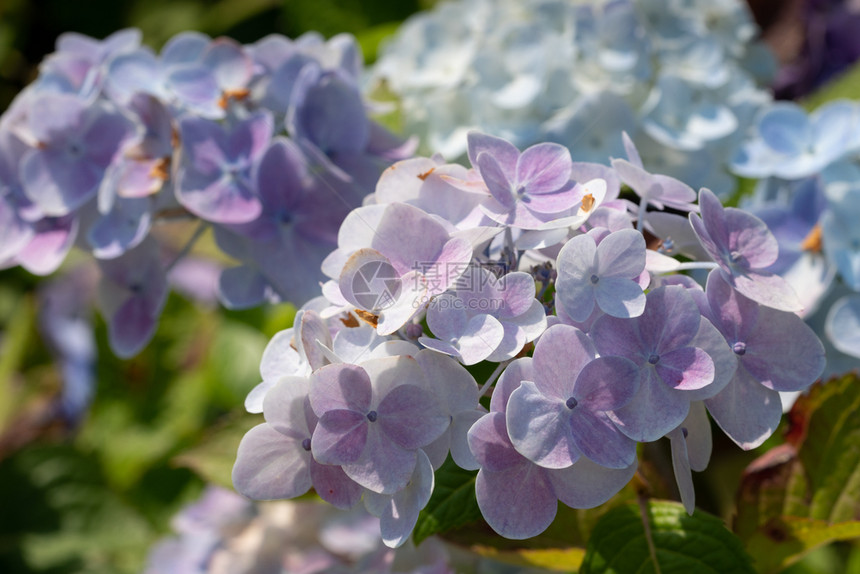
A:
[580,500,755,574]
[734,373,860,572]
[412,456,482,544]
[745,517,860,574]
[173,410,260,489]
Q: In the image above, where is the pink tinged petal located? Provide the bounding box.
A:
[109,295,160,358]
[697,188,730,249]
[704,364,782,450]
[569,410,637,469]
[82,108,135,166]
[595,276,646,319]
[596,229,646,279]
[426,237,475,295]
[218,265,267,309]
[370,203,452,274]
[21,150,102,216]
[609,369,691,442]
[417,337,459,359]
[506,381,580,469]
[466,131,519,179]
[16,216,78,275]
[518,186,580,214]
[415,349,480,412]
[590,314,643,362]
[311,409,368,465]
[491,357,534,414]
[468,412,523,472]
[742,307,825,392]
[730,270,804,313]
[378,384,449,449]
[449,409,484,471]
[167,65,220,107]
[366,449,435,548]
[376,271,427,335]
[550,456,637,509]
[651,175,696,210]
[668,426,695,515]
[517,142,572,195]
[426,295,467,341]
[179,117,227,175]
[260,328,303,382]
[555,234,598,321]
[342,424,417,494]
[245,380,275,414]
[574,356,640,411]
[683,402,712,472]
[202,38,252,90]
[455,314,505,365]
[475,463,558,539]
[622,132,642,168]
[338,248,398,311]
[298,310,332,372]
[684,318,736,401]
[310,363,372,414]
[486,321,528,362]
[610,158,658,200]
[638,286,702,351]
[705,270,758,340]
[28,94,88,142]
[227,111,273,163]
[654,346,715,391]
[497,272,538,318]
[476,151,515,209]
[232,423,311,500]
[262,375,312,437]
[179,172,262,224]
[532,324,596,399]
[724,207,779,268]
[689,212,723,266]
[309,459,363,510]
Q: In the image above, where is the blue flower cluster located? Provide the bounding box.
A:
[370,0,776,198]
[0,29,412,358]
[234,130,826,545]
[730,99,860,377]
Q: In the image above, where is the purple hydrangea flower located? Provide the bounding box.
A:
[309,356,449,494]
[505,324,640,469]
[233,374,363,509]
[690,187,804,312]
[591,284,735,442]
[555,228,647,322]
[467,357,636,539]
[176,111,273,224]
[702,271,826,449]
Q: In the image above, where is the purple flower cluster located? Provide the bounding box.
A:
[234,130,826,544]
[0,29,412,358]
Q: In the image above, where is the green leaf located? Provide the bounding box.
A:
[734,373,860,572]
[412,456,482,544]
[744,517,860,574]
[580,500,755,574]
[173,409,260,489]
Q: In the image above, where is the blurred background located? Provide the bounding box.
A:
[0,0,859,573]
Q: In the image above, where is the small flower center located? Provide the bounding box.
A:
[729,250,743,263]
[732,341,747,356]
[648,353,660,365]
[366,410,378,422]
[301,438,311,451]
[590,274,599,285]
[565,397,578,410]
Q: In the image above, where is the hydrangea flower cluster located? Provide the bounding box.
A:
[370,0,776,198]
[730,98,860,377]
[145,486,457,573]
[233,130,826,545]
[0,28,412,358]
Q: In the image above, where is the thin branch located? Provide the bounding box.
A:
[164,221,210,273]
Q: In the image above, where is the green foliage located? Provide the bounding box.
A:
[413,456,483,544]
[581,500,755,574]
[735,373,860,573]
